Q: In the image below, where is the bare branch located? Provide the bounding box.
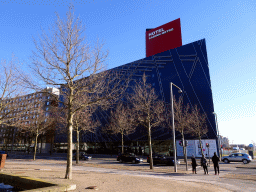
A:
[130,73,165,169]
[25,6,127,179]
[0,56,30,125]
[106,102,136,154]
[188,105,208,156]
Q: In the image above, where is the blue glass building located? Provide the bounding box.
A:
[55,39,217,154]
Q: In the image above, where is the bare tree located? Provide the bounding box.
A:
[0,57,27,125]
[19,98,56,160]
[0,58,38,152]
[188,105,208,156]
[58,102,100,164]
[26,6,126,179]
[107,102,136,154]
[220,135,229,148]
[130,74,165,169]
[165,96,191,169]
[74,109,99,164]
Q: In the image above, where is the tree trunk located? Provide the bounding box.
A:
[11,129,16,154]
[199,136,204,157]
[181,131,188,171]
[65,95,74,180]
[33,129,38,161]
[182,131,186,162]
[76,129,79,164]
[50,135,53,155]
[185,145,188,171]
[148,121,153,170]
[121,132,124,154]
[40,136,42,154]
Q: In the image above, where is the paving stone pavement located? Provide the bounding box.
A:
[3,158,256,192]
[3,153,256,192]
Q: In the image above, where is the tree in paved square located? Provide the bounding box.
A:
[165,96,191,169]
[20,98,56,161]
[188,105,208,157]
[24,5,127,179]
[130,74,165,169]
[107,102,136,154]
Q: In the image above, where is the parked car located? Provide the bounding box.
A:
[73,152,92,160]
[117,153,143,164]
[147,154,180,166]
[222,153,252,164]
[233,147,239,150]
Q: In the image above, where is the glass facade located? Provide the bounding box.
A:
[55,39,217,154]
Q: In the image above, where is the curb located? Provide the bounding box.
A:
[0,173,76,192]
[236,166,256,169]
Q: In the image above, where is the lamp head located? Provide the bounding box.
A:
[178,89,182,93]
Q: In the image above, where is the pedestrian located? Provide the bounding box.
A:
[191,155,197,174]
[201,154,208,174]
[212,152,220,175]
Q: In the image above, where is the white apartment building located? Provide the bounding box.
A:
[0,87,59,153]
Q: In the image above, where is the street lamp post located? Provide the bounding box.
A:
[170,82,182,173]
[213,112,221,157]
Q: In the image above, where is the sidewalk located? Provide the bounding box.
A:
[2,159,232,192]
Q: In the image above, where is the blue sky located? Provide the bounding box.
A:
[1,0,256,145]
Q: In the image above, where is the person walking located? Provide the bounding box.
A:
[191,155,197,174]
[201,154,208,174]
[212,152,220,175]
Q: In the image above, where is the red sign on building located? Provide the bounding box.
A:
[146,18,182,57]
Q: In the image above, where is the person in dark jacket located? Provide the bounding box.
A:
[191,155,197,174]
[201,154,208,174]
[212,152,220,175]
